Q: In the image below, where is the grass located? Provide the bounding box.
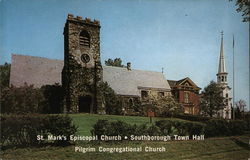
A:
[69,113,187,136]
[2,135,249,160]
[1,114,249,160]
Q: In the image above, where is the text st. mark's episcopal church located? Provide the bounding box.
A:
[9,14,231,119]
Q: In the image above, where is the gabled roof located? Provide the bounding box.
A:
[10,54,171,96]
[10,54,64,88]
[167,80,177,87]
[168,77,200,90]
[103,66,171,96]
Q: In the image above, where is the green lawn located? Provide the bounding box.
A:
[1,114,249,160]
[2,135,249,160]
[70,113,186,136]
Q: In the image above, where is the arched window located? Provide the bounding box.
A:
[79,30,90,47]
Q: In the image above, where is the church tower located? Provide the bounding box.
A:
[62,14,104,114]
[216,31,232,119]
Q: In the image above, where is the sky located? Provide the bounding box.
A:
[1,0,249,110]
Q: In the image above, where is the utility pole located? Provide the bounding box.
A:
[233,35,235,120]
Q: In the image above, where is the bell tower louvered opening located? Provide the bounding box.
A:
[79,30,90,47]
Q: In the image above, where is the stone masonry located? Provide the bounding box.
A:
[62,14,104,114]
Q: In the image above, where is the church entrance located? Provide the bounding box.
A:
[78,95,92,113]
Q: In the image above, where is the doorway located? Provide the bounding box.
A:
[78,95,92,113]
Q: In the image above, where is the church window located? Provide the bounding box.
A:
[158,92,164,97]
[184,92,189,103]
[79,30,90,47]
[141,90,148,99]
[226,93,228,97]
[221,76,224,82]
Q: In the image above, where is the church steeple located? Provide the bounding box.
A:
[217,31,228,85]
[218,31,226,73]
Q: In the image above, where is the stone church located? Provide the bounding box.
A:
[9,14,201,115]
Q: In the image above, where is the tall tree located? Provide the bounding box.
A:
[200,81,225,117]
[99,82,121,115]
[105,58,125,67]
[234,99,247,119]
[229,0,250,22]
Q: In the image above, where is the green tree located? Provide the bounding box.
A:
[0,63,11,90]
[200,81,225,117]
[41,83,64,114]
[229,0,250,22]
[1,83,45,114]
[142,95,183,117]
[99,82,121,115]
[105,58,125,67]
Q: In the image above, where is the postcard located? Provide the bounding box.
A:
[0,0,249,160]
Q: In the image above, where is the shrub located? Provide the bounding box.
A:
[155,120,173,135]
[146,125,162,136]
[204,119,246,137]
[91,119,246,140]
[91,120,110,137]
[155,120,205,136]
[41,84,64,114]
[91,120,161,139]
[244,113,250,131]
[173,114,211,122]
[0,83,64,114]
[229,120,246,135]
[92,120,135,139]
[0,114,77,146]
[1,84,45,114]
[133,123,148,135]
[108,121,134,136]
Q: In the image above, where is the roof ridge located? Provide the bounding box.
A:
[12,54,63,62]
[103,65,163,74]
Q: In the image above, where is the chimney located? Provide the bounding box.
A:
[127,62,131,70]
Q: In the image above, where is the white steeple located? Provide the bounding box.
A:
[217,31,228,85]
[218,31,226,73]
[216,31,232,119]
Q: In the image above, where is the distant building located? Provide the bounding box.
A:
[216,32,232,119]
[168,78,201,115]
